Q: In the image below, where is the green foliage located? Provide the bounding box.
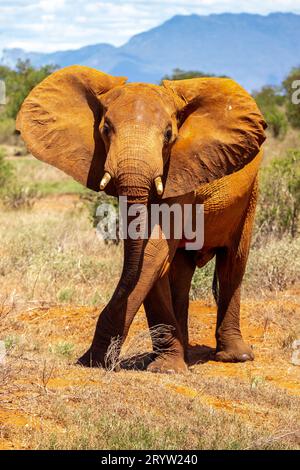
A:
[255,150,300,241]
[0,60,56,144]
[161,68,226,82]
[0,59,56,120]
[190,260,214,300]
[0,146,39,208]
[0,147,13,191]
[4,335,19,351]
[82,191,120,244]
[0,118,16,144]
[253,85,285,110]
[282,67,300,128]
[264,107,288,138]
[81,191,118,227]
[2,184,39,210]
[50,341,74,358]
[253,86,288,138]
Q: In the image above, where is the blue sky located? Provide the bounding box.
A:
[1,0,300,53]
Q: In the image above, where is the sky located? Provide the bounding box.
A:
[1,0,300,54]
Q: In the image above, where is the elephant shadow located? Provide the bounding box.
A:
[187,344,216,366]
[120,344,216,371]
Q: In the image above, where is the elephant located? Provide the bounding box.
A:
[16,66,266,373]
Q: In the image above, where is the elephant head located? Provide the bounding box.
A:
[16,66,266,297]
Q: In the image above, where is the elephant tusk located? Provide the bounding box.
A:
[154,176,164,196]
[99,172,111,190]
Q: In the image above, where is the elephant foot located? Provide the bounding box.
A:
[147,353,188,374]
[76,348,105,368]
[215,338,254,363]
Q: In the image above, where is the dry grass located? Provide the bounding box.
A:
[0,293,299,450]
[0,197,123,306]
[0,190,299,307]
[9,156,87,196]
[0,150,299,450]
[262,128,300,163]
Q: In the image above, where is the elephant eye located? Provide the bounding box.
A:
[164,126,173,143]
[102,121,111,136]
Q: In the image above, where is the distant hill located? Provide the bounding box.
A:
[2,12,300,91]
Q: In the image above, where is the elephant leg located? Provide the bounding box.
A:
[214,186,257,363]
[77,193,194,369]
[144,248,196,369]
[144,273,187,374]
[169,249,196,358]
[78,236,174,368]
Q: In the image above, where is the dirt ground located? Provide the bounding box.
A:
[0,291,299,450]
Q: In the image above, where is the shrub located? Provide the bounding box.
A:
[161,68,228,83]
[282,66,300,128]
[0,147,13,191]
[0,147,39,208]
[190,260,214,300]
[253,85,285,111]
[0,60,56,120]
[253,86,288,139]
[50,341,74,359]
[245,238,300,292]
[81,191,120,245]
[0,118,17,144]
[0,60,56,144]
[255,150,300,242]
[264,107,288,139]
[1,184,39,210]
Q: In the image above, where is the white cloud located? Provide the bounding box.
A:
[38,0,65,13]
[1,0,300,54]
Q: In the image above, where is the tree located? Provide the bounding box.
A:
[253,85,285,110]
[256,150,300,240]
[282,67,300,128]
[0,59,57,120]
[253,86,288,139]
[161,68,227,83]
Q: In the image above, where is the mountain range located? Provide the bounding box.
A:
[1,12,300,91]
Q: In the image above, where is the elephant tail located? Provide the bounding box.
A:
[212,265,219,306]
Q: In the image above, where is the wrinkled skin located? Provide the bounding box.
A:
[17,68,266,373]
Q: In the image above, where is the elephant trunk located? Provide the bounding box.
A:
[112,156,153,295]
[86,137,163,363]
[89,198,148,362]
[115,158,152,202]
[103,128,163,202]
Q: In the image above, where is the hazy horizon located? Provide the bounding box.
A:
[1,0,300,55]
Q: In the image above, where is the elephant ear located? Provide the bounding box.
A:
[16,65,127,192]
[162,77,267,198]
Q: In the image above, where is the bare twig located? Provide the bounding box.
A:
[104,324,175,372]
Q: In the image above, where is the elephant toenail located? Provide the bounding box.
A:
[240,354,251,362]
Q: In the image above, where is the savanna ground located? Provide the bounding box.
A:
[0,130,300,450]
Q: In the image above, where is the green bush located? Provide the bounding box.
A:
[1,184,39,210]
[0,147,13,191]
[253,86,288,139]
[255,150,300,242]
[0,118,16,144]
[0,60,56,144]
[282,67,300,128]
[161,68,219,82]
[264,107,288,139]
[81,191,120,245]
[0,146,39,208]
[253,85,285,111]
[0,60,56,120]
